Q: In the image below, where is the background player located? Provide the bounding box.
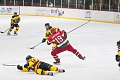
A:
[47,27,85,64]
[7,12,20,35]
[17,55,65,76]
[42,23,59,48]
[115,40,120,68]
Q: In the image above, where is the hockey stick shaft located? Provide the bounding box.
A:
[67,20,90,34]
[3,64,17,66]
[32,42,42,48]
[29,42,42,49]
[0,28,9,33]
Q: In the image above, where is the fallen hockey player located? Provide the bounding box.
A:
[17,55,65,76]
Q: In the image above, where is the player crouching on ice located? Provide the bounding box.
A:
[17,55,65,76]
[115,40,120,68]
[47,27,86,64]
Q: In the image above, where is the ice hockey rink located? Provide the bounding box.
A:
[0,15,120,80]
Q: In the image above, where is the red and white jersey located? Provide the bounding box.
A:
[47,30,69,48]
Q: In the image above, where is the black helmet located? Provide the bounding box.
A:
[14,12,17,14]
[45,23,50,26]
[26,55,32,60]
[117,40,120,46]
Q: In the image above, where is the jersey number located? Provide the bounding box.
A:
[55,36,63,43]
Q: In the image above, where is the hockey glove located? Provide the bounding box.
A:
[118,62,120,67]
[47,41,51,45]
[24,63,29,68]
[17,65,23,70]
[42,38,46,43]
[115,55,120,62]
[10,23,14,28]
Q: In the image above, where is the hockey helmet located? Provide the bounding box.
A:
[45,23,50,26]
[50,28,56,34]
[117,40,120,46]
[14,12,17,14]
[45,23,51,30]
[26,55,32,60]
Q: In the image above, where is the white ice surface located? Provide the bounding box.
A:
[0,15,120,80]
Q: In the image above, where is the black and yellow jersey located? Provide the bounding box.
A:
[11,15,20,24]
[117,47,120,56]
[44,26,59,47]
[22,57,40,72]
[44,26,54,39]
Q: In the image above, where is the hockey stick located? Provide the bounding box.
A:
[0,28,9,33]
[27,42,42,49]
[67,20,90,34]
[3,64,17,66]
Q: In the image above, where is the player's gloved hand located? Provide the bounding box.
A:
[47,41,51,45]
[10,23,14,28]
[24,63,29,68]
[115,55,120,62]
[118,62,120,67]
[42,38,46,43]
[17,65,23,70]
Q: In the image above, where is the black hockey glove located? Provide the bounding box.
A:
[10,23,14,28]
[24,63,29,68]
[42,38,46,43]
[118,62,120,67]
[17,65,23,70]
[115,55,120,62]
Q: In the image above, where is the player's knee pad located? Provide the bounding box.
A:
[36,69,47,75]
[16,27,20,31]
[50,66,58,71]
[36,69,42,74]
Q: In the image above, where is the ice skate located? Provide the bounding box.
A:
[14,31,18,36]
[48,72,54,76]
[58,69,65,73]
[53,61,60,65]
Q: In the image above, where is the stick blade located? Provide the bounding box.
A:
[0,31,4,33]
[27,47,34,49]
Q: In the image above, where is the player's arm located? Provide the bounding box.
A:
[17,61,34,72]
[17,64,30,72]
[18,15,21,23]
[17,15,20,23]
[11,16,14,24]
[42,30,51,43]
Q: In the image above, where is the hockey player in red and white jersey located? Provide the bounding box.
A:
[47,27,85,64]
